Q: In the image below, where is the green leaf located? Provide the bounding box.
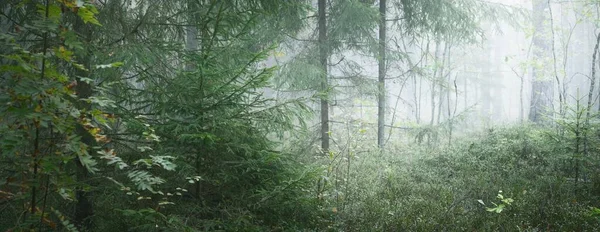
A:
[150,155,177,171]
[95,62,124,69]
[99,149,129,169]
[59,188,75,201]
[62,30,84,51]
[77,5,102,26]
[78,153,99,174]
[158,201,174,206]
[72,63,88,71]
[48,4,62,23]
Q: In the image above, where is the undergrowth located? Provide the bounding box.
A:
[322,125,600,231]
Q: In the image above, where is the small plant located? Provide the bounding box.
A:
[478,190,514,213]
[587,207,600,219]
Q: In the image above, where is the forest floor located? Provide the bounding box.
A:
[323,125,600,231]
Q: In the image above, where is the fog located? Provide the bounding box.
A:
[264,0,600,145]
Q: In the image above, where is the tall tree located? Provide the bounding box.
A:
[529,0,554,123]
[319,0,330,153]
[377,0,386,148]
[72,13,95,230]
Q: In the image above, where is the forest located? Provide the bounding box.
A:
[1,0,600,231]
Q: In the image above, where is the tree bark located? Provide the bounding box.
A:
[586,32,599,117]
[73,18,95,230]
[430,39,441,126]
[528,0,553,123]
[186,0,202,199]
[318,0,329,153]
[437,42,449,124]
[584,32,600,156]
[377,0,386,148]
[520,72,524,123]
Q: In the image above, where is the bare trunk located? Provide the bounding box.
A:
[436,42,448,125]
[413,75,420,123]
[73,18,94,230]
[547,0,564,117]
[377,0,386,148]
[318,0,329,153]
[430,39,441,126]
[445,44,452,122]
[584,32,600,156]
[520,74,524,123]
[186,0,203,199]
[529,0,553,123]
[464,66,468,114]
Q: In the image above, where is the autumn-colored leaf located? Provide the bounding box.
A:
[66,80,77,90]
[42,217,57,229]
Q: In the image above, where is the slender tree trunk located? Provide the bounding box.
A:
[547,0,564,118]
[482,40,492,125]
[186,3,199,71]
[418,73,422,124]
[464,65,468,113]
[529,0,553,123]
[430,39,441,126]
[516,32,534,123]
[520,74,524,123]
[430,79,436,125]
[402,40,419,124]
[417,41,429,124]
[28,1,51,225]
[413,74,419,123]
[445,44,453,121]
[186,0,203,199]
[436,81,443,124]
[575,98,581,184]
[377,0,386,148]
[446,67,452,122]
[318,0,329,153]
[584,32,600,155]
[436,42,448,124]
[73,18,94,230]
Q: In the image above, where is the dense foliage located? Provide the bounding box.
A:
[1,0,600,231]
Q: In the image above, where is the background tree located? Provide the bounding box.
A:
[319,0,330,153]
[377,0,387,148]
[528,0,554,123]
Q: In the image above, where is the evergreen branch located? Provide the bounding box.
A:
[106,7,151,46]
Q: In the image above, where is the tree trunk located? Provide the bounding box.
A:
[318,0,329,153]
[584,32,600,155]
[430,39,441,126]
[73,18,94,230]
[377,0,386,148]
[463,64,468,115]
[528,0,553,123]
[417,41,430,124]
[520,73,524,123]
[413,74,420,123]
[186,0,203,199]
[547,0,564,118]
[436,41,449,124]
[186,2,199,71]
